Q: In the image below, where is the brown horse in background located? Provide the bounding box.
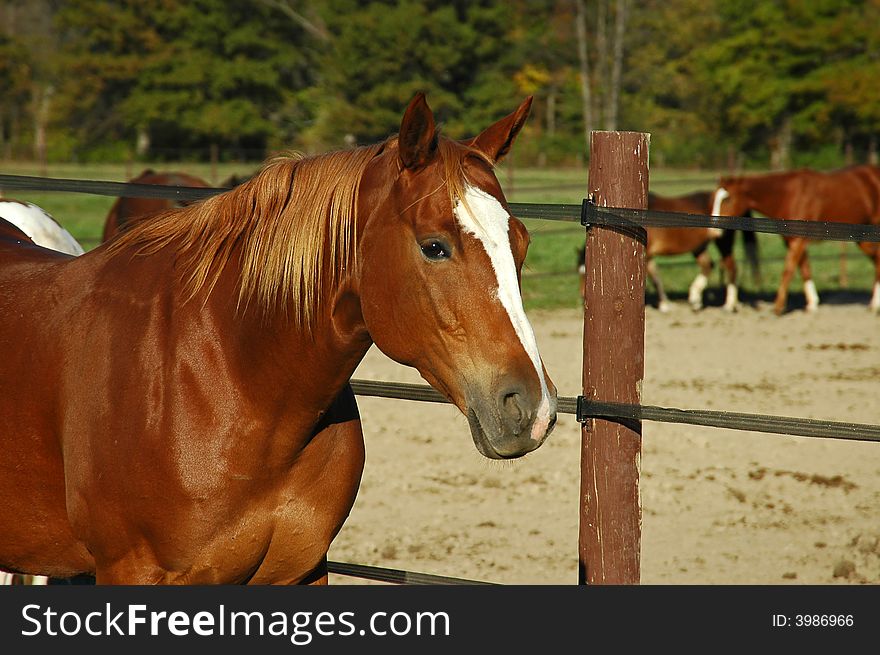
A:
[715,165,880,315]
[578,191,759,311]
[0,93,556,584]
[101,169,211,242]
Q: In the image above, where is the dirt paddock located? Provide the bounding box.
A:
[329,297,880,585]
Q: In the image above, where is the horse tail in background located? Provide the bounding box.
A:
[741,211,762,288]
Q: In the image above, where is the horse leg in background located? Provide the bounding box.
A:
[742,228,762,288]
[799,246,819,312]
[714,230,739,312]
[646,257,671,312]
[856,241,880,312]
[0,572,48,586]
[774,237,810,315]
[687,249,713,311]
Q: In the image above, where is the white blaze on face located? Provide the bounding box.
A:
[0,201,84,256]
[712,187,729,216]
[453,185,553,441]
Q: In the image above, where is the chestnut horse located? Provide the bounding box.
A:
[0,93,556,584]
[715,166,880,314]
[0,199,84,256]
[101,169,210,242]
[0,202,84,586]
[578,191,759,312]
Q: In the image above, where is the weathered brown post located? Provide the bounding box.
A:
[580,131,648,584]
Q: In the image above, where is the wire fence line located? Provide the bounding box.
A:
[326,560,494,585]
[580,201,880,243]
[350,380,880,444]
[0,173,223,202]
[5,173,879,243]
[516,200,880,242]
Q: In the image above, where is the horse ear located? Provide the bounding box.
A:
[466,96,533,166]
[399,92,438,170]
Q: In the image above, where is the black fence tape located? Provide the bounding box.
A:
[578,398,880,443]
[327,561,493,585]
[351,380,880,444]
[0,173,223,202]
[3,173,880,242]
[582,199,880,243]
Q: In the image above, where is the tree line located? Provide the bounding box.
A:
[1,0,877,170]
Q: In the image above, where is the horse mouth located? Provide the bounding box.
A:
[466,407,548,460]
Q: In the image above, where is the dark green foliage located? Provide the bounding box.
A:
[1,0,879,166]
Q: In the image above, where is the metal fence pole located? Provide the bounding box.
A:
[580,131,649,584]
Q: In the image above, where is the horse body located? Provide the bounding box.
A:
[716,165,880,314]
[0,94,556,584]
[578,191,758,312]
[102,170,210,242]
[0,239,365,582]
[648,191,735,312]
[0,213,81,586]
[0,199,84,255]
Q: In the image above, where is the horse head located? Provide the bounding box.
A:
[355,94,557,459]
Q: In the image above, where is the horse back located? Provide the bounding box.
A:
[648,191,714,214]
[646,192,718,257]
[787,166,880,224]
[0,217,74,263]
[103,196,176,241]
[103,170,211,242]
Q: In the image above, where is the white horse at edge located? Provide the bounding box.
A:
[0,199,85,257]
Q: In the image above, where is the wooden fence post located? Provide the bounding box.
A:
[580,131,649,584]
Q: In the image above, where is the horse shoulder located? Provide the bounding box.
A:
[847,166,880,222]
[249,386,365,584]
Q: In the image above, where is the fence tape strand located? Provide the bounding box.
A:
[350,380,880,443]
[3,173,880,242]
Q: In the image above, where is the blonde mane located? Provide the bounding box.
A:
[109,136,490,330]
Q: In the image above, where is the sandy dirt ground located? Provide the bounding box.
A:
[328,292,880,585]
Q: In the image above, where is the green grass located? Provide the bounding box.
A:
[1,161,875,310]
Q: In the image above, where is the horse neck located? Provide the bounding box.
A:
[166,244,373,463]
[223,272,371,412]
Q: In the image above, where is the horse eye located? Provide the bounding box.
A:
[420,239,451,261]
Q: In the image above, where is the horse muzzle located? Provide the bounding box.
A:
[465,382,557,460]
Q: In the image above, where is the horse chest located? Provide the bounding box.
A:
[152,416,364,584]
[173,462,359,584]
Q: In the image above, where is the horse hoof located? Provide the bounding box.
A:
[689,303,703,312]
[722,303,739,313]
[658,301,672,313]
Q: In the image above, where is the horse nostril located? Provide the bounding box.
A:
[503,391,524,424]
[501,389,533,434]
